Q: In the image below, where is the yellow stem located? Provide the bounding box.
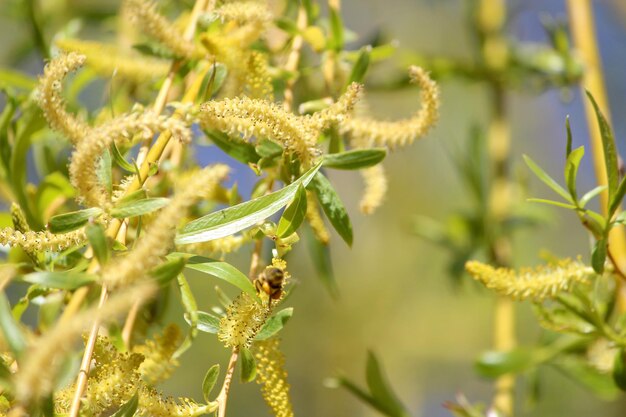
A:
[216,347,240,417]
[282,6,307,112]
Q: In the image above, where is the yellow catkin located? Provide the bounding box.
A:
[15,282,156,404]
[37,52,89,144]
[101,165,229,290]
[305,191,330,244]
[465,258,594,301]
[218,293,269,348]
[359,164,388,215]
[342,66,439,149]
[199,84,361,166]
[69,111,192,208]
[56,38,170,82]
[214,1,273,26]
[0,227,85,252]
[254,338,294,417]
[133,324,183,385]
[246,51,274,99]
[123,0,198,59]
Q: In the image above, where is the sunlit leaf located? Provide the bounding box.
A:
[48,208,103,233]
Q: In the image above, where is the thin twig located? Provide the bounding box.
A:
[282,6,307,112]
[216,347,240,417]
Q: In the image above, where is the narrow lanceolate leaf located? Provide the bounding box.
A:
[110,392,139,417]
[365,352,410,417]
[203,365,220,401]
[47,207,102,233]
[21,271,98,290]
[579,185,607,208]
[150,256,187,286]
[592,238,607,274]
[205,128,259,164]
[304,226,339,298]
[110,142,136,173]
[564,146,584,201]
[523,155,572,203]
[323,148,386,170]
[328,6,344,52]
[240,347,257,383]
[586,92,619,204]
[110,197,170,218]
[255,308,294,340]
[310,173,353,246]
[86,223,109,265]
[176,274,199,357]
[176,162,322,244]
[193,311,221,333]
[0,293,26,357]
[276,185,307,238]
[565,116,573,158]
[169,253,259,302]
[347,46,372,85]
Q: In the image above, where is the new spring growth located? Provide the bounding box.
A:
[102,165,229,290]
[218,293,270,348]
[342,66,440,149]
[254,338,294,417]
[69,110,193,209]
[359,164,388,215]
[37,52,89,144]
[123,0,198,60]
[0,228,85,253]
[199,83,363,166]
[465,258,594,301]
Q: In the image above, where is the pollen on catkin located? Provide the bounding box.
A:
[56,38,170,82]
[305,191,330,244]
[69,111,192,208]
[101,165,229,290]
[359,164,388,215]
[341,66,439,149]
[254,338,294,417]
[310,82,363,130]
[465,258,594,301]
[123,0,198,59]
[218,292,269,348]
[37,52,89,144]
[0,227,86,252]
[214,1,273,26]
[16,282,156,404]
[133,324,183,385]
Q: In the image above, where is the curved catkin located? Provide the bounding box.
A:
[254,338,294,417]
[341,66,439,149]
[218,293,269,348]
[101,165,229,290]
[310,83,363,130]
[56,38,170,82]
[123,0,197,59]
[69,111,192,208]
[37,52,89,144]
[465,259,594,301]
[15,282,156,404]
[359,164,388,215]
[0,227,86,252]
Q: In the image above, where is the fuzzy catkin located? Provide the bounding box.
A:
[342,66,439,149]
[15,282,156,403]
[37,52,89,144]
[133,324,182,385]
[214,1,273,26]
[254,338,294,417]
[0,227,85,252]
[218,293,269,348]
[123,0,197,59]
[305,191,330,244]
[101,165,229,290]
[69,111,192,208]
[56,38,170,82]
[359,164,388,215]
[465,258,594,301]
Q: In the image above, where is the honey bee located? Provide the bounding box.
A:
[254,267,285,301]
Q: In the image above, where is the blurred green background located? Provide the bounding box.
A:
[3,0,626,416]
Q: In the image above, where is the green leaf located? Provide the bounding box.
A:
[206,63,228,98]
[255,308,294,340]
[111,392,139,417]
[347,46,371,85]
[193,311,221,333]
[309,173,353,246]
[475,348,538,378]
[171,253,260,302]
[323,148,386,170]
[97,148,113,198]
[204,128,259,165]
[150,256,187,286]
[255,139,283,158]
[240,347,257,383]
[610,177,626,218]
[276,185,307,237]
[110,142,136,173]
[0,293,26,357]
[86,223,109,265]
[0,68,37,90]
[174,274,198,358]
[328,6,344,52]
[579,185,607,208]
[527,198,577,209]
[564,146,584,201]
[133,42,175,59]
[21,271,97,290]
[365,352,409,417]
[202,364,220,401]
[556,355,619,400]
[523,155,572,203]
[110,197,170,219]
[304,225,338,297]
[48,207,103,233]
[586,92,619,206]
[592,238,607,274]
[565,116,573,158]
[176,162,322,244]
[613,350,626,391]
[335,376,390,417]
